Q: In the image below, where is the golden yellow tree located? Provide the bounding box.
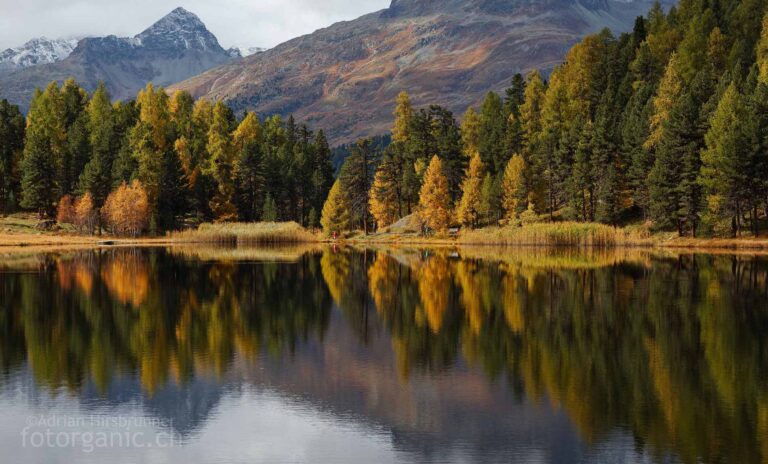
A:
[74,192,97,234]
[392,91,413,144]
[233,112,262,152]
[502,154,526,220]
[321,179,350,234]
[456,152,485,228]
[102,180,150,236]
[461,107,481,157]
[645,52,683,150]
[56,194,75,224]
[758,13,768,84]
[368,156,402,228]
[418,155,451,233]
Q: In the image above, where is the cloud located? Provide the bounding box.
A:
[0,0,391,50]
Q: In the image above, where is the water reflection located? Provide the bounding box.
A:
[0,246,767,463]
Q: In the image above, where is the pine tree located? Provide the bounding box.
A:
[700,83,756,236]
[502,154,526,220]
[339,139,375,234]
[568,124,595,221]
[456,152,485,228]
[321,180,350,234]
[312,129,335,213]
[21,85,65,218]
[79,83,114,212]
[156,146,188,231]
[649,90,703,235]
[429,106,464,201]
[0,99,25,213]
[232,112,265,221]
[418,155,451,233]
[262,193,277,221]
[234,141,265,221]
[206,101,237,221]
[478,92,508,174]
[60,79,88,195]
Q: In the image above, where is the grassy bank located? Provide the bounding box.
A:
[458,222,652,247]
[167,222,319,245]
[6,212,768,250]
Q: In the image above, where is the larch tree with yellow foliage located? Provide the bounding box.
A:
[502,154,526,221]
[321,179,350,235]
[456,152,485,228]
[418,155,451,233]
[645,52,683,151]
[369,154,401,229]
[392,91,413,144]
[461,107,481,158]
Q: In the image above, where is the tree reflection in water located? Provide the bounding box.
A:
[0,246,767,463]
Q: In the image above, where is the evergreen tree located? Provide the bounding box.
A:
[700,83,757,236]
[232,112,265,221]
[339,139,375,234]
[312,129,335,214]
[156,147,188,231]
[649,90,703,235]
[478,92,507,174]
[0,100,25,213]
[234,141,265,221]
[20,85,65,217]
[206,101,237,221]
[79,83,114,211]
[262,193,278,221]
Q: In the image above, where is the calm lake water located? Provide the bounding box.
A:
[0,246,767,464]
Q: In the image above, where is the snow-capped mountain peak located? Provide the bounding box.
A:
[136,7,223,52]
[227,46,267,59]
[0,37,78,71]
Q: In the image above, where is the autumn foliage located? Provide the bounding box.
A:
[418,155,451,233]
[101,180,150,236]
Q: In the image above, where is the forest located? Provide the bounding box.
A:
[326,0,768,238]
[0,82,336,234]
[2,0,768,237]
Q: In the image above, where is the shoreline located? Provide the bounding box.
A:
[4,231,768,252]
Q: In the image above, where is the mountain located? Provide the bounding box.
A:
[228,46,268,58]
[0,7,235,109]
[0,37,78,72]
[171,0,672,144]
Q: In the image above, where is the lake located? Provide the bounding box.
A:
[0,245,766,463]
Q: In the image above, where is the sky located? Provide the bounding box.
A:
[0,0,391,50]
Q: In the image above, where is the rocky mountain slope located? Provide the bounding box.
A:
[0,7,236,109]
[171,0,672,144]
[0,37,79,72]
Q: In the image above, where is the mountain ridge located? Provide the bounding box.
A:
[0,7,237,109]
[170,0,673,144]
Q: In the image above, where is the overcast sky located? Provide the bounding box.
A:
[0,0,391,50]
